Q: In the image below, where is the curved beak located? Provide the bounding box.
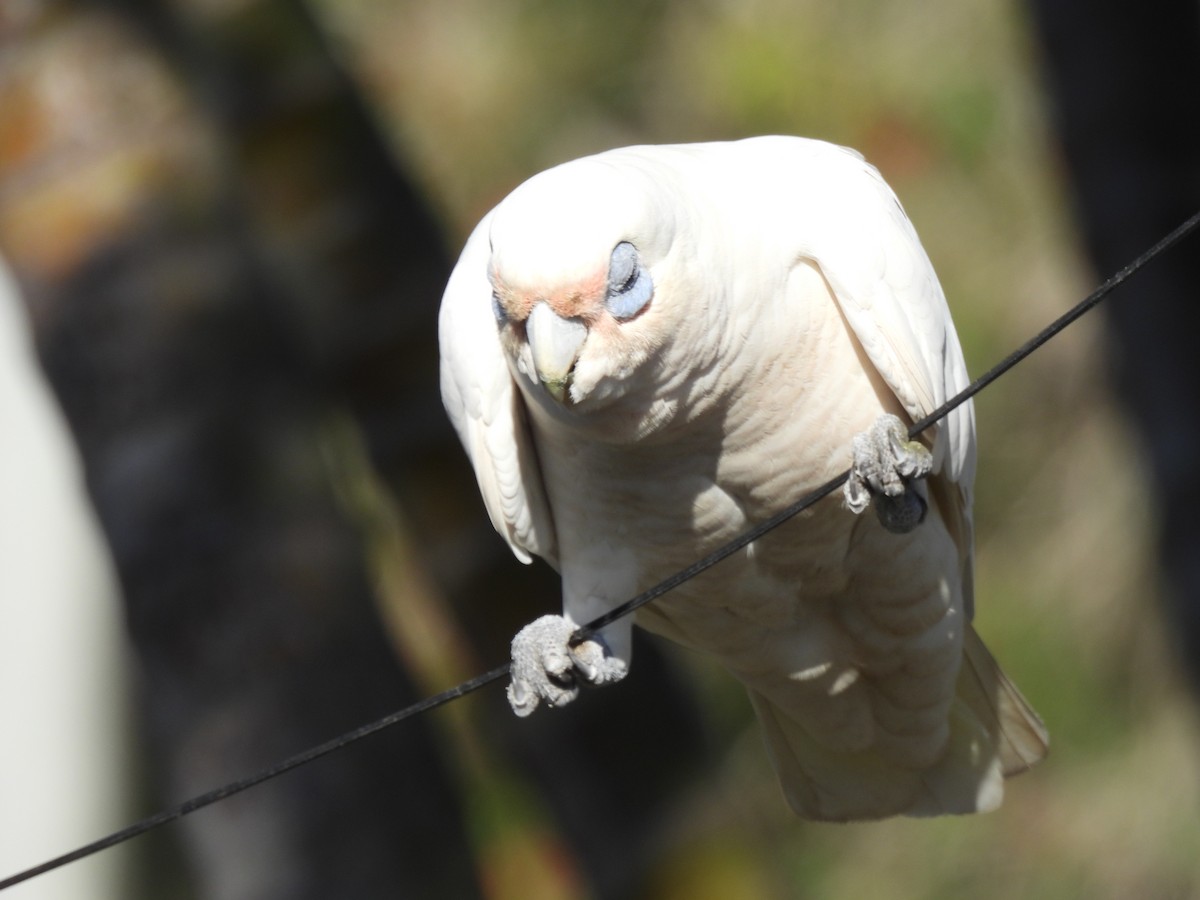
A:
[526,302,587,403]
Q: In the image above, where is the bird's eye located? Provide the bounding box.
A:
[491,291,508,325]
[605,241,653,320]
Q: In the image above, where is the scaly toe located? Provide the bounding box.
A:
[508,614,580,716]
[843,413,933,526]
[570,638,629,686]
[507,615,629,715]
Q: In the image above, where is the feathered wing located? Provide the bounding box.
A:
[439,212,558,566]
[754,140,1047,818]
[792,143,975,487]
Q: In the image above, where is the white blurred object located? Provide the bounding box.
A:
[0,256,131,898]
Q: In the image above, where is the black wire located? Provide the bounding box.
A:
[0,665,511,891]
[908,208,1200,436]
[2,208,1198,893]
[570,468,850,642]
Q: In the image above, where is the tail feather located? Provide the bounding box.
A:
[957,624,1049,775]
[750,624,1047,821]
[749,689,923,821]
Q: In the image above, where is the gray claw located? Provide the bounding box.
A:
[507,614,628,717]
[844,413,933,534]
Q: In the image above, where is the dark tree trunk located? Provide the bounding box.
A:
[1027,0,1200,690]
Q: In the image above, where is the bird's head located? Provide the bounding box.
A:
[486,155,690,420]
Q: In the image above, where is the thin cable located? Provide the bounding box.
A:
[571,468,850,642]
[0,665,510,892]
[909,208,1200,436]
[2,208,1198,893]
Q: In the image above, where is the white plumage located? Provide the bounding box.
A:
[439,136,1047,820]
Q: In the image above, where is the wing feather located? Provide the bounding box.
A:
[794,144,975,490]
[773,139,978,614]
[438,213,558,566]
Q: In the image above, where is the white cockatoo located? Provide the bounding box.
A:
[439,136,1047,820]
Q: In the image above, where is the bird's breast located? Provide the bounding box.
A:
[527,251,915,652]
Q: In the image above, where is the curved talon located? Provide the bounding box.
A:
[570,637,627,686]
[843,413,933,534]
[507,614,628,716]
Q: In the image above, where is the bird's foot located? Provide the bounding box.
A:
[507,614,628,717]
[843,413,932,534]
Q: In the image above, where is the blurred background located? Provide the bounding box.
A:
[2,0,1199,897]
